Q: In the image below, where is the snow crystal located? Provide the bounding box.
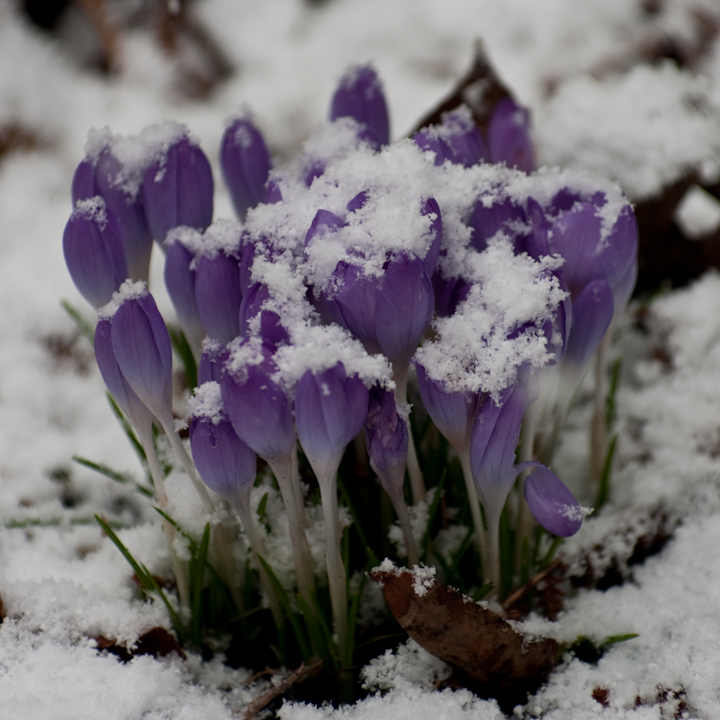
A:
[674,185,720,239]
[198,219,244,259]
[97,279,148,319]
[164,225,204,254]
[73,196,108,229]
[410,565,436,597]
[186,382,225,425]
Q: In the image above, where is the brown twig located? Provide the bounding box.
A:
[242,659,323,720]
[502,558,562,612]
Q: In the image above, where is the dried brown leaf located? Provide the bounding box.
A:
[370,566,558,686]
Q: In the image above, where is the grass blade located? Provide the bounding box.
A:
[168,325,198,391]
[73,455,153,497]
[60,299,95,344]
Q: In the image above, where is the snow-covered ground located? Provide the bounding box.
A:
[3,0,720,717]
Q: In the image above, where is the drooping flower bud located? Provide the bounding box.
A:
[295,362,369,481]
[487,97,534,172]
[143,136,214,243]
[63,198,128,308]
[220,117,272,221]
[524,465,583,537]
[330,64,390,147]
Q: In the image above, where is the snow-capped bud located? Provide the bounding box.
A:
[413,107,488,168]
[524,465,583,537]
[415,361,480,452]
[63,198,128,308]
[264,178,283,204]
[188,382,256,501]
[143,136,214,243]
[468,195,529,254]
[421,198,443,277]
[105,282,173,425]
[220,117,272,221]
[220,340,295,462]
[194,249,242,345]
[364,386,408,501]
[197,339,229,385]
[564,279,614,373]
[295,362,369,480]
[239,282,289,348]
[330,64,390,146]
[71,157,97,203]
[431,273,472,318]
[487,97,534,172]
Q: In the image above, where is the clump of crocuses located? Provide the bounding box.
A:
[63,62,637,670]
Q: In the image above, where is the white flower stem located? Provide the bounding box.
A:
[291,443,307,528]
[393,362,426,505]
[458,448,488,572]
[318,472,349,666]
[267,455,316,607]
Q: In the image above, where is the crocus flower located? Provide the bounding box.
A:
[330,64,389,147]
[413,107,488,168]
[63,198,128,308]
[72,150,154,283]
[487,97,534,172]
[239,282,289,349]
[524,466,583,537]
[194,248,243,346]
[220,117,272,221]
[197,339,229,385]
[143,136,214,244]
[365,386,418,565]
[164,228,206,354]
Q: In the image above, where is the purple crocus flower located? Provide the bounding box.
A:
[107,283,174,427]
[524,466,583,537]
[189,411,257,502]
[143,136,214,244]
[413,107,488,168]
[72,151,154,283]
[330,64,390,147]
[431,273,472,318]
[220,117,272,221]
[220,340,295,462]
[197,340,229,385]
[487,97,534,172]
[239,282,289,348]
[468,195,529,254]
[329,252,434,369]
[164,229,206,353]
[63,198,128,308]
[295,362,369,480]
[194,249,242,346]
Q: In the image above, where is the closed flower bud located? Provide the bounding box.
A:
[524,465,583,537]
[487,97,534,172]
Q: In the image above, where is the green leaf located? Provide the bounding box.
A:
[296,592,333,665]
[540,536,563,569]
[190,523,211,645]
[60,299,95,344]
[72,455,153,497]
[338,475,371,560]
[472,582,494,602]
[603,633,639,647]
[605,358,622,431]
[595,434,618,510]
[168,325,198,391]
[422,470,446,562]
[256,492,269,527]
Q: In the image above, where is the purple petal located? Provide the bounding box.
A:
[469,195,528,253]
[346,191,368,213]
[63,199,128,308]
[71,158,97,203]
[189,416,256,499]
[488,97,534,172]
[524,466,583,537]
[239,282,289,348]
[305,209,344,249]
[375,253,434,366]
[564,279,614,372]
[330,65,390,146]
[194,251,242,345]
[432,273,471,318]
[197,341,229,385]
[264,178,283,204]
[110,291,173,420]
[295,363,369,478]
[143,137,214,242]
[164,238,204,344]
[415,361,479,450]
[220,342,295,461]
[220,118,272,221]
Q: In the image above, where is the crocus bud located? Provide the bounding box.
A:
[220,340,296,462]
[188,382,256,501]
[563,279,614,373]
[468,195,528,254]
[143,136,214,243]
[295,362,369,480]
[94,317,154,436]
[524,465,583,537]
[364,386,408,500]
[487,97,534,172]
[164,228,206,352]
[71,158,97,203]
[197,339,229,385]
[104,282,173,425]
[220,117,272,221]
[431,273,471,318]
[194,249,242,345]
[63,198,128,308]
[239,282,289,348]
[330,64,390,146]
[413,107,488,168]
[415,361,480,452]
